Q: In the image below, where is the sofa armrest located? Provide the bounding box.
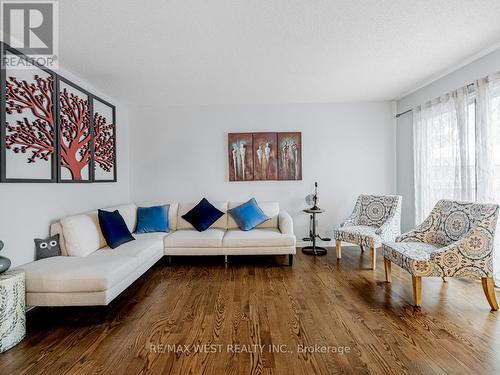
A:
[278,211,294,235]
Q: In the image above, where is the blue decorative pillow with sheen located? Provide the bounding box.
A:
[228,198,270,231]
[136,205,170,233]
[182,198,224,232]
[98,209,135,249]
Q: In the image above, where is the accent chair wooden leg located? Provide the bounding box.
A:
[412,276,422,307]
[335,240,341,259]
[288,254,293,266]
[384,258,392,282]
[370,245,376,269]
[482,277,499,311]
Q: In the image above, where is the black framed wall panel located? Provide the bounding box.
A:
[0,42,117,183]
[1,43,58,182]
[57,77,94,183]
[91,95,117,182]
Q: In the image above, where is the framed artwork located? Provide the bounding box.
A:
[228,131,301,181]
[253,132,277,180]
[58,78,92,182]
[228,133,254,181]
[1,45,57,182]
[0,42,118,183]
[278,132,302,180]
[92,97,116,182]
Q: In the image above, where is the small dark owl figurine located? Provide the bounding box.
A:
[34,234,62,260]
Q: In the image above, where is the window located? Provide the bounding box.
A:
[413,90,476,223]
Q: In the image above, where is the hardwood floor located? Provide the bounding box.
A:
[1,247,500,374]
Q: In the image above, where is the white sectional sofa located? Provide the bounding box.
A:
[19,201,296,307]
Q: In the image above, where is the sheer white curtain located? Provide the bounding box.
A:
[476,74,500,285]
[412,87,475,224]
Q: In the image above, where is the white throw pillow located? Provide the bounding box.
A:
[60,212,106,257]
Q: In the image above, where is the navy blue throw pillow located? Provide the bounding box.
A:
[228,198,270,231]
[98,209,135,249]
[181,198,224,232]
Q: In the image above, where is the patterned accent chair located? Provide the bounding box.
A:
[333,195,402,269]
[382,200,499,310]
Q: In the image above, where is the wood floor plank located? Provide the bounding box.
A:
[1,250,499,374]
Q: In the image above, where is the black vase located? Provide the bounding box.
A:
[0,240,10,274]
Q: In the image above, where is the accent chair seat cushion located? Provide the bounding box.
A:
[223,228,296,248]
[382,242,443,277]
[333,225,381,248]
[164,229,225,248]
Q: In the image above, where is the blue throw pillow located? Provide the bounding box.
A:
[98,209,135,249]
[136,205,170,233]
[228,198,270,231]
[182,198,224,232]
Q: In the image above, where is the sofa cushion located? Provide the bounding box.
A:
[228,201,279,229]
[100,232,165,260]
[20,252,139,293]
[223,228,296,248]
[60,211,106,257]
[164,229,225,248]
[177,201,228,230]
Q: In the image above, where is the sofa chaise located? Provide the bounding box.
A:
[19,201,295,307]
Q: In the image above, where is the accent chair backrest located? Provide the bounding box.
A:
[354,195,402,228]
[420,199,499,246]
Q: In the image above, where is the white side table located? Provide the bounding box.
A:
[0,269,26,353]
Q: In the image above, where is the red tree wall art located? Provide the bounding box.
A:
[2,46,118,182]
[59,87,91,180]
[93,112,116,178]
[5,75,55,165]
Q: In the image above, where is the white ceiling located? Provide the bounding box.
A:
[58,0,500,106]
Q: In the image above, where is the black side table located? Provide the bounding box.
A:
[302,208,329,255]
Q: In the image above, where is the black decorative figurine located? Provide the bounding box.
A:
[0,240,11,274]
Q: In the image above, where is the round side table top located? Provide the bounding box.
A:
[303,208,325,214]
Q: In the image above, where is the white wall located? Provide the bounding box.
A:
[0,71,130,267]
[396,47,500,229]
[131,102,396,242]
[396,113,415,232]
